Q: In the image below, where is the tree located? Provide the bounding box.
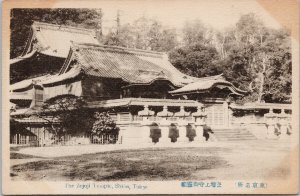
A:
[169,43,221,77]
[261,29,292,103]
[235,13,266,45]
[182,19,214,46]
[35,94,92,141]
[10,8,103,58]
[217,14,292,103]
[103,23,136,48]
[91,112,119,136]
[104,16,178,52]
[149,27,178,52]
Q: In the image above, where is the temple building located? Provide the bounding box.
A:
[10,21,99,84]
[10,22,292,146]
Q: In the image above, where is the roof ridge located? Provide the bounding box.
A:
[71,42,166,57]
[32,21,96,35]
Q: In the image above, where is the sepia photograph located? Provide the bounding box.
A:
[2,0,299,194]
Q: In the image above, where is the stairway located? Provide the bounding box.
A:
[212,128,257,141]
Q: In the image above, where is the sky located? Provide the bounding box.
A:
[92,0,282,32]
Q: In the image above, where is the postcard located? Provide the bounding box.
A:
[2,0,299,194]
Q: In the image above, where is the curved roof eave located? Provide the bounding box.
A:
[169,81,247,96]
[121,78,181,89]
[10,74,52,92]
[9,50,37,65]
[42,68,82,86]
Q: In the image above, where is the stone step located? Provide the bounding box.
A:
[213,131,249,134]
[215,135,257,139]
[214,133,255,136]
[212,131,254,135]
[212,128,257,141]
[217,138,257,141]
[213,129,248,132]
[214,137,256,140]
[214,135,250,137]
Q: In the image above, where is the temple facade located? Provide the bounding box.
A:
[10,22,292,146]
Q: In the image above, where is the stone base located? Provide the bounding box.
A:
[159,126,171,143]
[177,126,189,142]
[119,125,153,145]
[194,126,204,142]
[266,125,279,139]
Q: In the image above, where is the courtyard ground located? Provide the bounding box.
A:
[10,139,296,181]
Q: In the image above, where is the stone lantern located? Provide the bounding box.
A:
[174,106,190,142]
[192,104,207,124]
[138,105,155,122]
[192,104,207,142]
[138,105,155,143]
[157,105,173,143]
[277,109,290,140]
[264,109,278,139]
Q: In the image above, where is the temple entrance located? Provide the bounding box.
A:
[205,103,225,128]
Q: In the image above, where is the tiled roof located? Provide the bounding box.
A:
[169,74,247,95]
[42,68,81,86]
[10,74,52,91]
[53,43,198,86]
[27,22,99,58]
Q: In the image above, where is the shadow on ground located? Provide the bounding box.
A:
[11,147,230,181]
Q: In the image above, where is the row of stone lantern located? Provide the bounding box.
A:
[137,104,207,143]
[138,104,207,123]
[137,105,155,143]
[156,105,174,143]
[264,108,292,139]
[174,106,191,142]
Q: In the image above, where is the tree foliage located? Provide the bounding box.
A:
[91,112,119,136]
[182,19,214,46]
[169,13,292,104]
[222,14,292,103]
[104,17,178,52]
[36,94,92,138]
[169,43,221,77]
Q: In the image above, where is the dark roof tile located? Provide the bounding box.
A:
[54,43,198,86]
